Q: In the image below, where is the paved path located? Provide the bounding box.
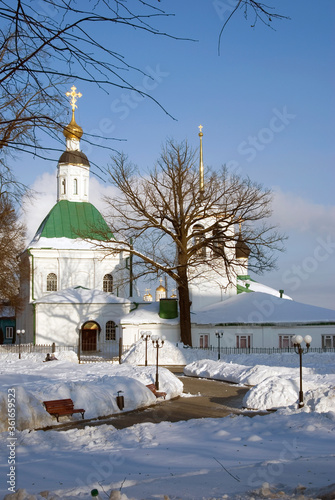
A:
[46,368,262,432]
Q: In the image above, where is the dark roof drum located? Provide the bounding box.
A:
[58,150,90,167]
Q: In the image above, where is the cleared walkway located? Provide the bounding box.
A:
[46,368,265,432]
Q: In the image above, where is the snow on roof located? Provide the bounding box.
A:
[28,236,118,251]
[237,277,292,299]
[193,292,335,325]
[33,287,132,305]
[120,301,179,325]
[119,292,335,326]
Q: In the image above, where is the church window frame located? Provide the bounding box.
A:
[103,274,113,293]
[6,327,13,339]
[46,272,57,292]
[322,335,335,349]
[236,334,252,349]
[61,178,66,195]
[73,178,78,195]
[199,334,209,349]
[212,223,225,256]
[106,321,116,341]
[192,224,206,257]
[279,334,295,349]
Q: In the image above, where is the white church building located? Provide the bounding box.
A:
[16,88,335,352]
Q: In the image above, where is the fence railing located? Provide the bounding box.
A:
[184,346,335,354]
[0,343,76,354]
[1,343,334,360]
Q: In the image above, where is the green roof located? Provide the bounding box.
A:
[35,200,114,240]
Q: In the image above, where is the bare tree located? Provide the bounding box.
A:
[101,140,285,345]
[0,1,287,167]
[0,185,26,311]
[0,0,182,167]
[218,0,289,53]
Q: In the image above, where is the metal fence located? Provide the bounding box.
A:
[185,346,335,355]
[78,339,122,364]
[0,343,76,354]
[1,342,334,361]
[0,341,133,363]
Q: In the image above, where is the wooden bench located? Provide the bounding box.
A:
[146,383,167,399]
[43,399,85,422]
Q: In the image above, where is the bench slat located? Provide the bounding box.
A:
[43,398,85,422]
[146,384,167,399]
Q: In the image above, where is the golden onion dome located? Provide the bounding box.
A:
[63,111,83,140]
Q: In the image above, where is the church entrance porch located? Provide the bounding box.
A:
[81,321,101,352]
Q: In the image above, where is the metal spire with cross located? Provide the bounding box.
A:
[63,85,83,142]
[198,125,205,200]
[65,85,82,112]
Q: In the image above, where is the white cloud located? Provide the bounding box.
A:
[271,187,335,236]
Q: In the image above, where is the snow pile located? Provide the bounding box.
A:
[1,411,335,499]
[0,355,183,431]
[122,338,220,365]
[1,352,335,499]
[0,350,78,363]
[184,354,335,411]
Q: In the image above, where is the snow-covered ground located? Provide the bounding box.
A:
[1,342,334,500]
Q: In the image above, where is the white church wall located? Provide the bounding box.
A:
[189,279,236,310]
[34,302,131,345]
[57,163,90,203]
[190,324,335,350]
[121,324,180,347]
[29,248,123,299]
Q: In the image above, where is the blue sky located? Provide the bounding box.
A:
[15,0,335,309]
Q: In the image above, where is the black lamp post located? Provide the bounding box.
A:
[141,330,151,366]
[17,329,25,359]
[151,335,165,390]
[293,334,312,408]
[215,330,223,360]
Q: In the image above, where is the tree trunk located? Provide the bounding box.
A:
[178,280,192,347]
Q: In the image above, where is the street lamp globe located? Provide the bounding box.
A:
[304,335,312,346]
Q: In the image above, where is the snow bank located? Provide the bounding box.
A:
[0,354,183,431]
[122,338,220,365]
[1,351,335,499]
[184,354,335,412]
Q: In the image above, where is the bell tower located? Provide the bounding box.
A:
[57,86,90,203]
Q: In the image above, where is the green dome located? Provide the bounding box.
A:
[34,200,114,241]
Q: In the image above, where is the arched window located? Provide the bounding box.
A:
[213,223,224,256]
[73,178,78,195]
[61,178,66,194]
[192,224,206,257]
[47,273,57,292]
[103,274,113,293]
[106,321,116,341]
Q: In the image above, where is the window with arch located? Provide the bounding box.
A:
[213,223,224,256]
[192,224,206,257]
[106,321,116,341]
[103,274,113,293]
[47,273,57,292]
[73,178,78,195]
[61,178,66,194]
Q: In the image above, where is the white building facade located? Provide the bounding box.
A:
[16,88,132,349]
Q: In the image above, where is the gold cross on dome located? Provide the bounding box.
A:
[198,124,203,133]
[65,85,82,111]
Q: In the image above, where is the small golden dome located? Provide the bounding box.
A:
[156,285,166,292]
[63,111,83,140]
